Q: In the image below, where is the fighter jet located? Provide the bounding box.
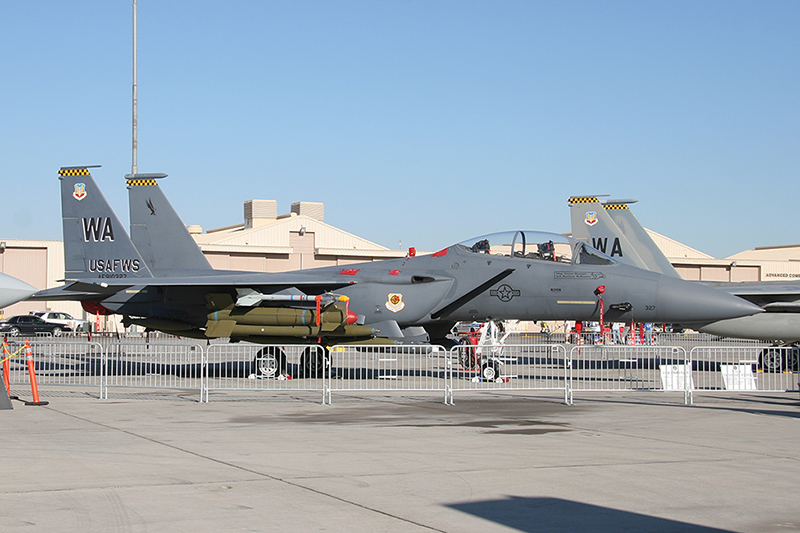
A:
[32,168,761,363]
[568,195,800,345]
[0,272,36,309]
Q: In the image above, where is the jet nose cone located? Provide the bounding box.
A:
[658,276,763,322]
[0,274,36,308]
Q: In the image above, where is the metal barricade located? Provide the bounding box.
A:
[4,339,104,396]
[449,344,570,404]
[656,333,771,351]
[328,345,449,404]
[569,345,691,403]
[690,346,799,393]
[103,342,205,401]
[5,337,797,406]
[204,344,328,403]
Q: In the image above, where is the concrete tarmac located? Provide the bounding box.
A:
[1,388,799,532]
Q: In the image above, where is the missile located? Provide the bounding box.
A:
[235,288,349,307]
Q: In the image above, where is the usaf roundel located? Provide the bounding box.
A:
[584,211,598,226]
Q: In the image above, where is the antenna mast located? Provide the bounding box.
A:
[131,0,139,175]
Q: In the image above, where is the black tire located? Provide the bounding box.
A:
[8,327,20,337]
[51,327,63,337]
[481,359,499,381]
[459,345,477,369]
[300,347,328,378]
[787,347,800,372]
[759,348,783,373]
[253,347,287,378]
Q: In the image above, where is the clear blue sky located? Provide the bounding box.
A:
[1,1,798,258]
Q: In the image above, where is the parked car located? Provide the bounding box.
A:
[30,311,91,332]
[0,315,73,336]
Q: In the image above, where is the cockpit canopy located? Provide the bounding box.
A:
[456,231,615,265]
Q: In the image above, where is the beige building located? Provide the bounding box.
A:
[648,229,800,282]
[2,200,799,326]
[191,200,406,272]
[0,239,72,320]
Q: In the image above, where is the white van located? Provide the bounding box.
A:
[30,311,90,333]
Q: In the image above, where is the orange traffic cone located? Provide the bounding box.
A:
[23,339,48,406]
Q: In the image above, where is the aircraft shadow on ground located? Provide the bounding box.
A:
[690,395,800,419]
[445,496,734,533]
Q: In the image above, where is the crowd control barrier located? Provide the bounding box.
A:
[327,345,450,404]
[3,339,104,390]
[3,338,797,405]
[569,345,692,404]
[690,346,800,394]
[203,344,328,403]
[448,344,570,404]
[103,342,205,401]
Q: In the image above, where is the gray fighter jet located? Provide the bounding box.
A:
[569,195,800,345]
[33,168,761,360]
[0,272,36,309]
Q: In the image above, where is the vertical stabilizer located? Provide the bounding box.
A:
[568,195,680,278]
[603,201,681,278]
[127,174,213,274]
[59,167,153,281]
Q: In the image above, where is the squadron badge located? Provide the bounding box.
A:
[584,211,598,226]
[385,293,405,313]
[73,183,87,201]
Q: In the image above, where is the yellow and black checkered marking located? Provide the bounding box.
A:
[603,203,629,210]
[568,196,599,204]
[59,168,90,177]
[126,179,158,187]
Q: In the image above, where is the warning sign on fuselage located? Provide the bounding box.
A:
[591,237,623,258]
[82,217,114,242]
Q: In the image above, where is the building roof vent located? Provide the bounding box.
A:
[244,199,278,228]
[291,201,324,222]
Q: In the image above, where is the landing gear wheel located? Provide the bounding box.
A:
[301,348,329,378]
[759,348,783,373]
[788,347,800,372]
[481,360,499,381]
[253,347,287,378]
[459,345,477,369]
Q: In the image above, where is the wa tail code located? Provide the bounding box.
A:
[82,217,115,242]
[591,237,624,258]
